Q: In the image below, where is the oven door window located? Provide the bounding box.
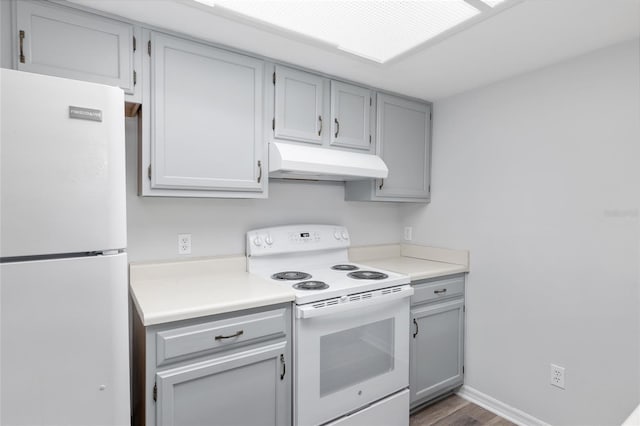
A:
[320,318,395,397]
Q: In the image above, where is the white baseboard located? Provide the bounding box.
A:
[456,385,550,426]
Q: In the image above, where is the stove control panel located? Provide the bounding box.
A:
[246,224,350,257]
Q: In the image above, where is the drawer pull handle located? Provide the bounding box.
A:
[434,289,447,294]
[413,318,419,338]
[334,118,340,138]
[214,330,244,341]
[379,179,384,190]
[318,115,323,136]
[280,354,286,380]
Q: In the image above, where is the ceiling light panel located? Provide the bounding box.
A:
[478,0,506,7]
[198,0,481,63]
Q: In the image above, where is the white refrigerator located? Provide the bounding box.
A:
[0,69,130,425]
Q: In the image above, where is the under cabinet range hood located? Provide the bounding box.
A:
[269,142,388,181]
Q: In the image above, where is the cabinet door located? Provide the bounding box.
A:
[376,94,431,199]
[151,32,265,192]
[156,341,289,426]
[274,65,325,144]
[16,1,134,93]
[330,81,372,151]
[410,299,464,406]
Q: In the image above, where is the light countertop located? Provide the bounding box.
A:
[350,243,470,281]
[129,256,295,326]
[130,244,469,326]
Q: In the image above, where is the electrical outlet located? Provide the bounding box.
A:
[178,233,191,255]
[403,226,413,241]
[550,364,565,389]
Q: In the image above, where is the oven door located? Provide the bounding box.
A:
[294,288,411,426]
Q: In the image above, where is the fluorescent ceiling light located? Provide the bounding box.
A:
[194,0,485,63]
[479,0,506,7]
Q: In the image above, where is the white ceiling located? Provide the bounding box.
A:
[70,0,640,100]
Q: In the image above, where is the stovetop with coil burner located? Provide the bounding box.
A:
[262,262,407,305]
[246,225,410,305]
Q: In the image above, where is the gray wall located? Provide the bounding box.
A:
[402,39,640,425]
[124,119,402,262]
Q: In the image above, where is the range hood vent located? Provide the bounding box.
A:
[269,142,388,181]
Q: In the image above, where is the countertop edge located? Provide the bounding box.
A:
[141,294,295,326]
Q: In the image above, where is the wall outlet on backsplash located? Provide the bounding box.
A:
[403,226,413,241]
[178,233,192,255]
[550,364,565,389]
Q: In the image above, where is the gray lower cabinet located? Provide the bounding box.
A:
[132,304,292,426]
[15,0,139,102]
[410,275,465,409]
[345,93,432,202]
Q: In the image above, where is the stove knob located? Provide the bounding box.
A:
[333,231,342,240]
[341,231,349,240]
[265,235,273,245]
[253,236,263,246]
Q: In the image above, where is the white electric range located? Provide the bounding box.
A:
[247,224,413,426]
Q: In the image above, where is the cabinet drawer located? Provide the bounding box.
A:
[156,308,287,365]
[411,275,464,305]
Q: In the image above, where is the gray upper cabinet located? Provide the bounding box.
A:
[376,94,431,199]
[345,93,431,202]
[16,1,136,97]
[274,65,325,144]
[330,81,372,151]
[147,31,265,196]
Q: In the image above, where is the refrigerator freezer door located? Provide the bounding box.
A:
[0,69,126,258]
[1,253,130,425]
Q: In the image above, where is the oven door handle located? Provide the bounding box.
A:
[295,285,414,319]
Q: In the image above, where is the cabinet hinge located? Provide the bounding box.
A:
[152,382,157,402]
[133,35,136,52]
[147,40,151,56]
[133,70,137,86]
[272,71,276,85]
[272,118,275,131]
[148,164,152,181]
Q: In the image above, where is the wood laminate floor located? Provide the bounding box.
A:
[410,395,517,426]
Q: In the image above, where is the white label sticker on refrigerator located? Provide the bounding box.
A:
[69,106,102,122]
